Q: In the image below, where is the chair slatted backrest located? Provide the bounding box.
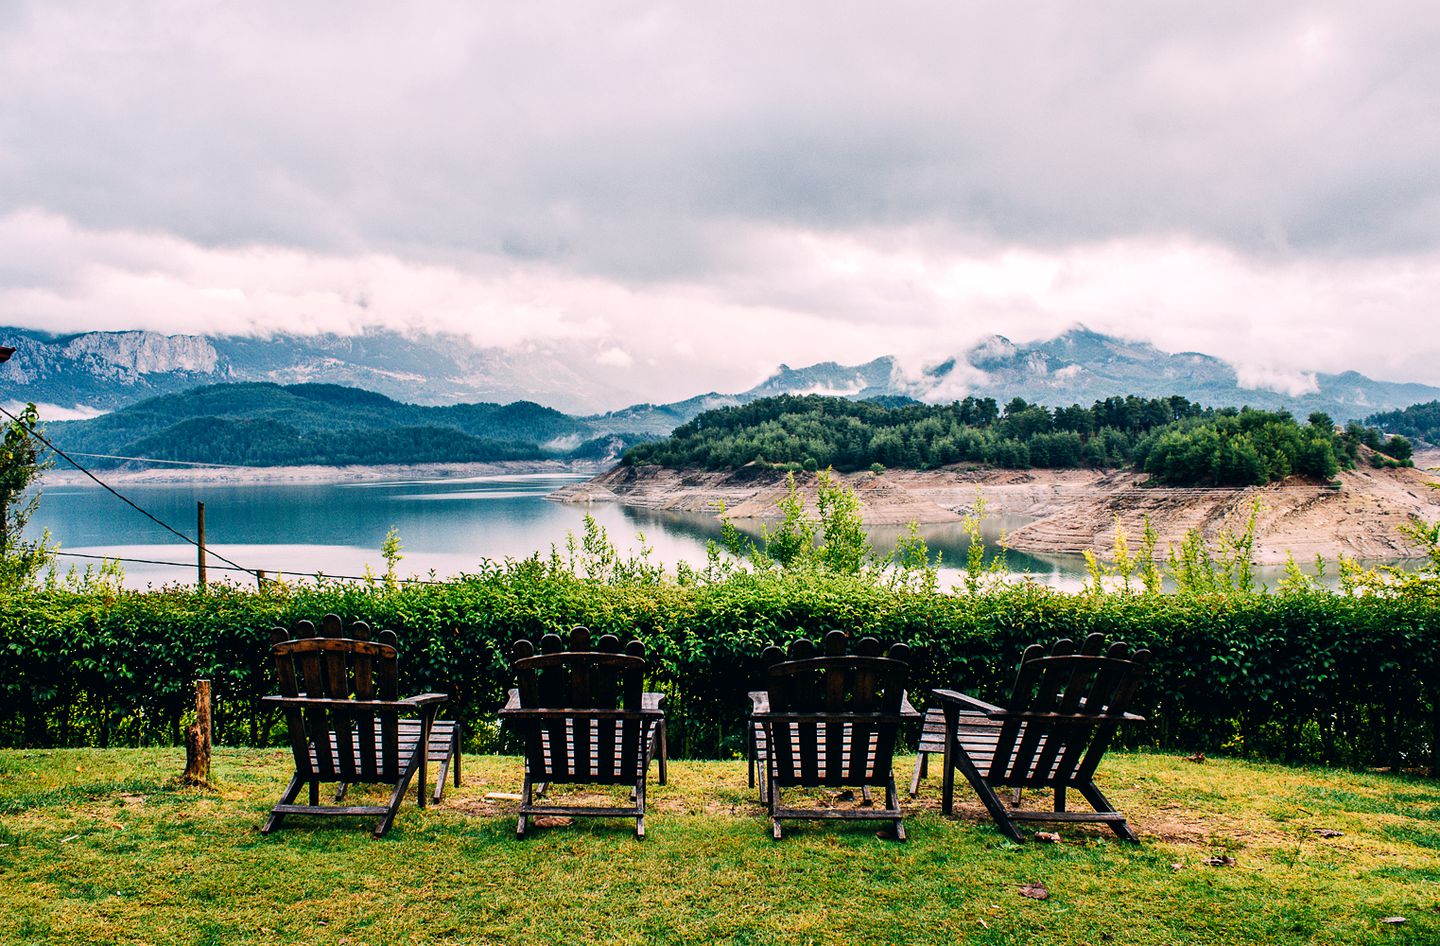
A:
[763,630,910,788]
[988,633,1150,788]
[511,627,649,784]
[271,614,403,784]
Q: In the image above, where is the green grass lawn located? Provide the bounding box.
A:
[1,749,1437,945]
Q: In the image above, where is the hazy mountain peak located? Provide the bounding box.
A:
[7,324,1440,430]
[963,334,1019,367]
[740,330,1440,422]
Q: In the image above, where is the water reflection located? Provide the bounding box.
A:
[30,473,1399,592]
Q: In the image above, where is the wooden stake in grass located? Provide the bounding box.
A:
[183,679,212,787]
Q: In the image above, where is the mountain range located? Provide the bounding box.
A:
[745,330,1440,422]
[0,328,624,415]
[8,325,1440,433]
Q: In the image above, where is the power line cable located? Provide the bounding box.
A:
[0,404,260,579]
[63,452,254,469]
[53,550,454,585]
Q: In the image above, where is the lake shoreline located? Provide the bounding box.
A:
[45,459,604,487]
[553,460,1440,564]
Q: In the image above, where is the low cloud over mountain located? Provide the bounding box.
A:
[7,325,1437,426]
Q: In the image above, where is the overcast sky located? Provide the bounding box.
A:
[3,1,1439,403]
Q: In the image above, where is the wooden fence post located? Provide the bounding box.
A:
[183,678,212,786]
[196,501,207,587]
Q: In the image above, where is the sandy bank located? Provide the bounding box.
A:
[550,462,1440,564]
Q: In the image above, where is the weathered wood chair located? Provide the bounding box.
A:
[916,633,1151,843]
[498,627,667,839]
[261,616,448,838]
[749,630,913,840]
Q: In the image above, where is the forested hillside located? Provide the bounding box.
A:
[624,394,1408,487]
[1365,400,1440,445]
[45,383,645,467]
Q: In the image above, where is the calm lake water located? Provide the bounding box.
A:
[29,472,1097,590]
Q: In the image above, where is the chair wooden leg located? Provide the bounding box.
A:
[335,782,349,802]
[374,767,418,838]
[1078,782,1138,843]
[941,732,956,815]
[657,722,668,786]
[635,777,647,839]
[747,725,755,788]
[262,774,304,834]
[432,755,450,805]
[909,752,925,797]
[416,716,430,810]
[517,773,534,838]
[886,776,906,842]
[767,757,784,839]
[950,749,1024,843]
[309,780,320,806]
[1054,786,1066,813]
[453,729,462,788]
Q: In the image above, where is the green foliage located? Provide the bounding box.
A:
[1136,409,1345,486]
[4,564,1439,770]
[0,404,57,591]
[381,526,403,588]
[624,393,1198,473]
[1365,399,1440,444]
[624,394,1368,487]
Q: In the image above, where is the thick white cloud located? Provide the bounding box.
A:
[2,1,1440,400]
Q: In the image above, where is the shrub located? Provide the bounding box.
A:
[3,569,1437,771]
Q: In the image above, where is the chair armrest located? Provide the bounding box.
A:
[261,695,417,710]
[930,688,1005,716]
[401,693,449,707]
[1002,709,1146,723]
[497,707,665,720]
[750,690,916,717]
[753,711,909,725]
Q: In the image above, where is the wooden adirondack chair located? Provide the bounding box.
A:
[749,630,913,840]
[916,633,1151,843]
[498,627,667,839]
[261,615,448,838]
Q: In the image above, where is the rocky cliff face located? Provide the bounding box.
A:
[54,331,222,379]
[0,328,614,413]
[0,329,227,406]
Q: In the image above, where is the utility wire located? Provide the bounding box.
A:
[63,452,253,469]
[0,404,260,579]
[50,550,1440,596]
[54,550,455,585]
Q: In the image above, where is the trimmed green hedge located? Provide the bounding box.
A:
[3,569,1438,771]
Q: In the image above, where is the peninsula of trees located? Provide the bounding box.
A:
[623,394,1412,487]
